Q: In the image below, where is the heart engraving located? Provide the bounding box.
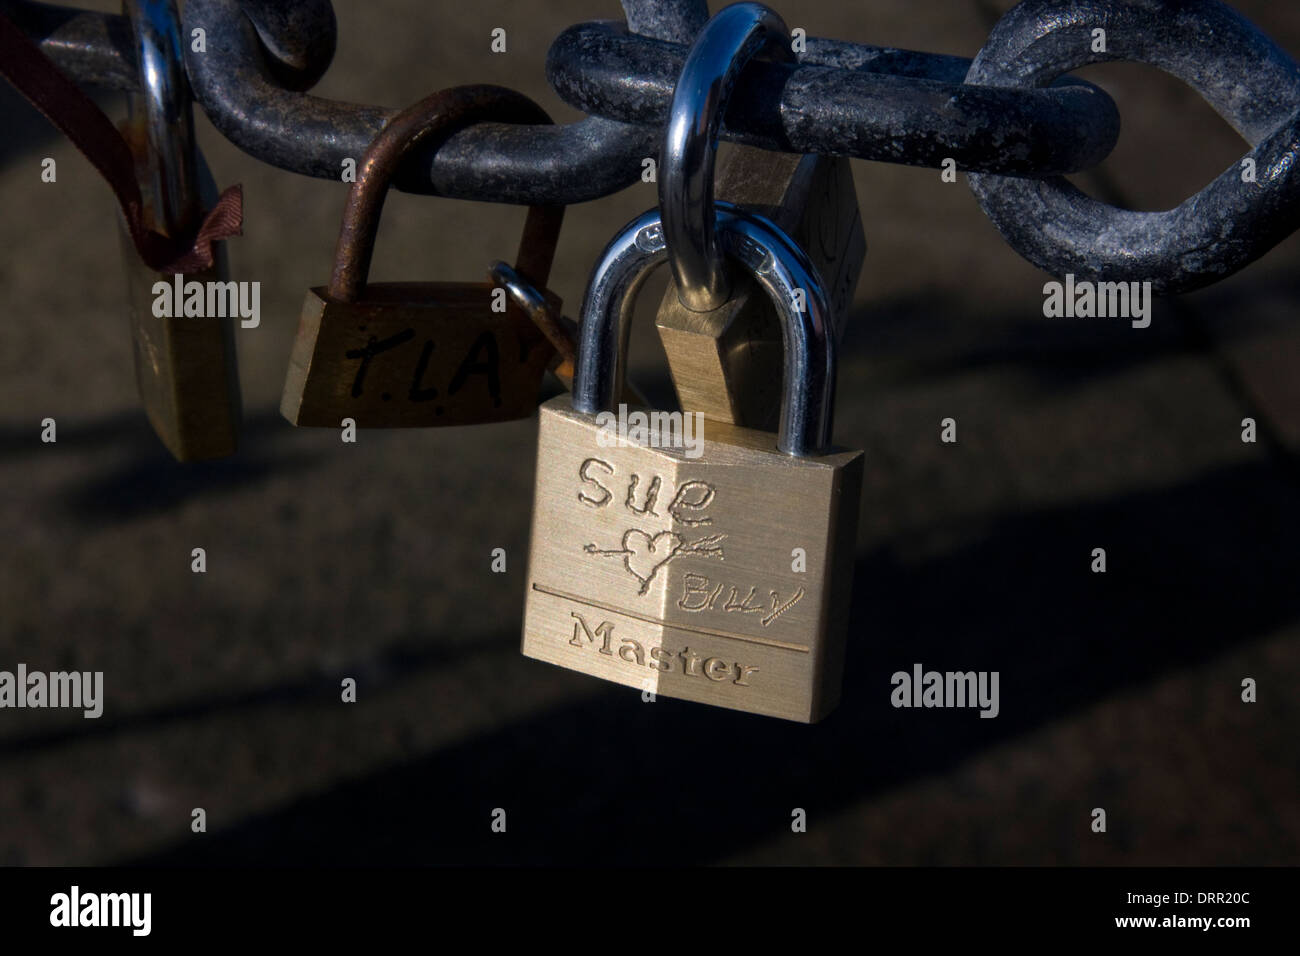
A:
[584,528,726,595]
[622,529,682,590]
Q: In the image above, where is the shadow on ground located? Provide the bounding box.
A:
[120,454,1299,865]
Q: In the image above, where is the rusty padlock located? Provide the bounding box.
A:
[281,87,563,428]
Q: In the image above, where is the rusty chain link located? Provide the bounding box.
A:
[7,0,1300,291]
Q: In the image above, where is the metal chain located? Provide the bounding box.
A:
[178,0,709,204]
[547,20,1119,175]
[965,0,1300,295]
[8,0,1300,290]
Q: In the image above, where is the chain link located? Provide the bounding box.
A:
[9,0,1300,290]
[966,0,1300,294]
[547,20,1120,175]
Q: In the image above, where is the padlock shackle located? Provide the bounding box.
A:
[574,203,835,457]
[327,85,564,303]
[488,261,578,369]
[124,0,201,237]
[659,2,793,313]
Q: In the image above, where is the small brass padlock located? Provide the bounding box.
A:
[650,2,867,433]
[120,0,240,461]
[281,87,563,428]
[655,148,865,432]
[521,205,862,723]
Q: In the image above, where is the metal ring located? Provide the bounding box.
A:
[123,0,199,235]
[574,202,834,457]
[489,261,549,324]
[488,260,577,366]
[659,2,793,312]
[966,0,1300,295]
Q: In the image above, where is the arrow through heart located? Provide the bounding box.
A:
[621,530,682,589]
[584,529,727,594]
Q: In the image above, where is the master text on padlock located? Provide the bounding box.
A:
[568,611,759,686]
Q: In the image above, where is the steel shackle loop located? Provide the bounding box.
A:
[966,0,1300,295]
[326,86,564,303]
[659,2,794,312]
[124,0,200,237]
[574,202,835,457]
[488,260,578,369]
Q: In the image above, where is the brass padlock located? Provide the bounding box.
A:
[652,3,865,432]
[521,205,863,723]
[281,87,563,428]
[120,0,240,461]
[655,148,865,431]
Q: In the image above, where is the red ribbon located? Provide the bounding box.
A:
[0,11,242,274]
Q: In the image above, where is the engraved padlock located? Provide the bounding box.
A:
[281,87,563,428]
[654,4,864,431]
[521,203,863,723]
[120,0,240,461]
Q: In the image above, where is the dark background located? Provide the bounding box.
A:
[1,0,1297,865]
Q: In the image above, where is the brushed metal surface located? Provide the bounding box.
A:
[280,282,557,427]
[522,397,862,723]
